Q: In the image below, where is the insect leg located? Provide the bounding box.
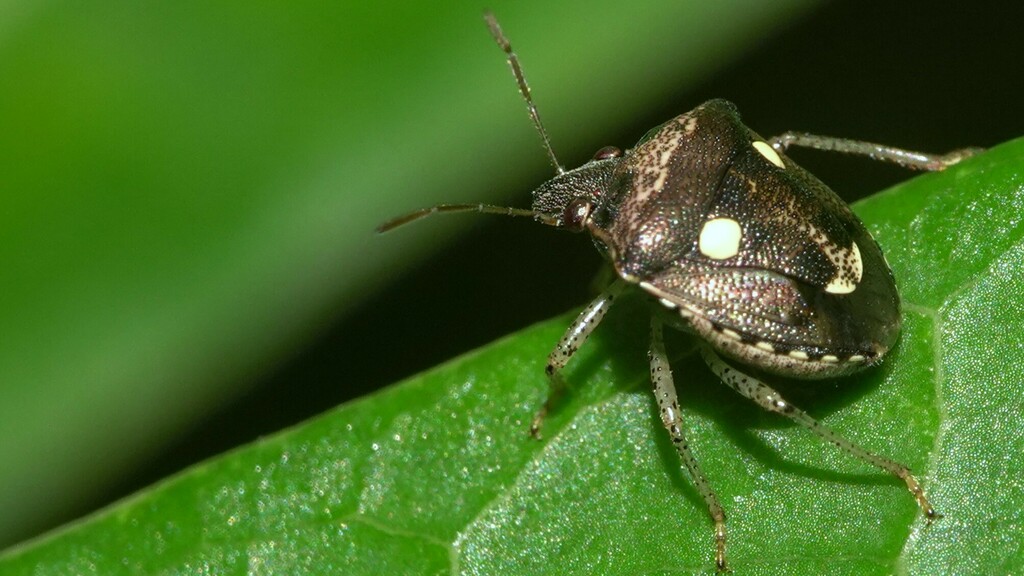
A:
[699,345,939,522]
[768,131,981,171]
[531,280,626,438]
[650,317,728,572]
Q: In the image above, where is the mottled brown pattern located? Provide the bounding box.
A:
[588,100,899,371]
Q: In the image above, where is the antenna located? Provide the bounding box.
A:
[484,11,565,175]
[376,13,564,234]
[376,203,556,233]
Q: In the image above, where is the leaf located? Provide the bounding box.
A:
[3,139,1023,574]
[0,0,822,547]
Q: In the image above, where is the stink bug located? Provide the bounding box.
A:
[378,13,978,572]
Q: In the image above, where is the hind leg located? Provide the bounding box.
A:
[699,345,938,521]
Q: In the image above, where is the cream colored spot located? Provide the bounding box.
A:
[682,115,698,134]
[755,341,775,352]
[785,205,865,294]
[821,354,839,363]
[659,298,677,309]
[699,217,742,260]
[753,140,785,168]
[849,354,866,363]
[788,350,809,360]
[824,242,863,294]
[722,328,742,341]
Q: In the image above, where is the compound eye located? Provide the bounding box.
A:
[562,198,592,232]
[562,199,591,232]
[592,146,622,160]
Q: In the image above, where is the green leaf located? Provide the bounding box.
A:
[3,139,1022,574]
[0,0,821,547]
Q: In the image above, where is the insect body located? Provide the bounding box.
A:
[379,13,976,572]
[537,99,901,378]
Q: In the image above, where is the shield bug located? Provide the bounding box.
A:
[378,12,978,572]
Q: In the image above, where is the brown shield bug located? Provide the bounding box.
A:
[378,12,977,572]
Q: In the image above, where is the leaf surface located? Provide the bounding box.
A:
[4,140,1023,575]
[0,0,820,546]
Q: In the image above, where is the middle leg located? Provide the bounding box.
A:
[650,316,728,572]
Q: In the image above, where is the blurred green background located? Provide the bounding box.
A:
[0,0,1019,552]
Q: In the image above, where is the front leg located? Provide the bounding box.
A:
[531,280,626,438]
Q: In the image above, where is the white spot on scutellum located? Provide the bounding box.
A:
[824,241,863,294]
[753,140,785,168]
[699,217,742,260]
